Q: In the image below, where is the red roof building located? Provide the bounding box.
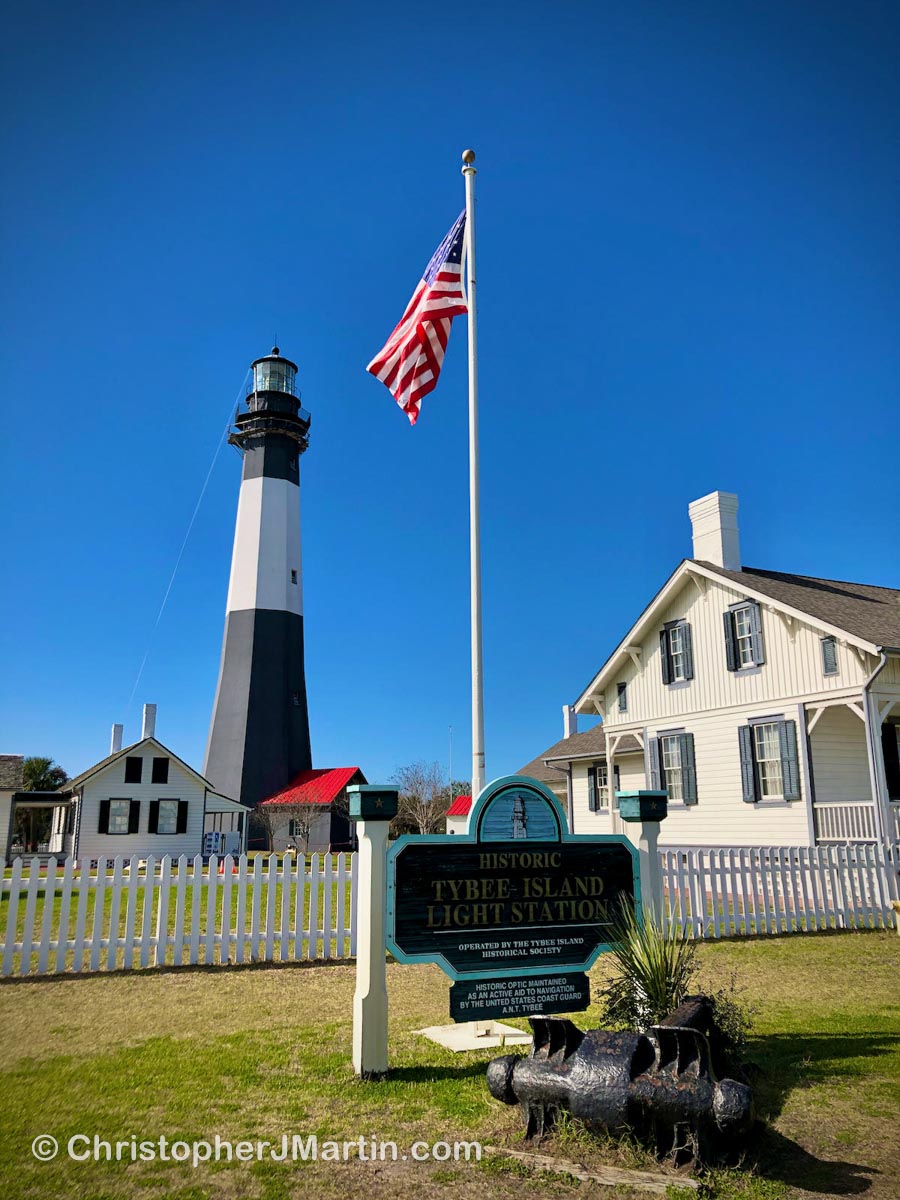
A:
[446,794,472,817]
[260,766,364,808]
[259,766,367,852]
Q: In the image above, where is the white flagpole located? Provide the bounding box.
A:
[462,149,486,797]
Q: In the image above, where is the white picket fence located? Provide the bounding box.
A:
[661,842,900,938]
[0,853,357,978]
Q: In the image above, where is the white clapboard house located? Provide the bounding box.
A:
[519,492,900,848]
[3,707,250,865]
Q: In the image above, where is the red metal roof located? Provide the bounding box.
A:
[446,794,472,817]
[260,766,364,807]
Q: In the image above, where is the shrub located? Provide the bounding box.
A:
[599,902,697,1029]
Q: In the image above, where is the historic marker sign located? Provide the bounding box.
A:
[449,972,591,1022]
[386,776,639,1017]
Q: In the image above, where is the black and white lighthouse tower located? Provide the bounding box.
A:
[204,348,313,815]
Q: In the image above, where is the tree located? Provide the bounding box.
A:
[23,757,69,792]
[391,761,451,836]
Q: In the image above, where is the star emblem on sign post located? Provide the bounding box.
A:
[375,798,383,808]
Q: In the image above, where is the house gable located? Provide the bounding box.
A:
[72,743,208,862]
[576,563,880,727]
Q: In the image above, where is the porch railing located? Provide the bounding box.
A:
[813,800,879,843]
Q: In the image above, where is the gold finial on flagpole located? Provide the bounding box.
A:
[462,149,476,165]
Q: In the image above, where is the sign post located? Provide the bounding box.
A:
[349,785,398,1080]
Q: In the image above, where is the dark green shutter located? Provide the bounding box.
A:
[649,738,662,790]
[882,724,900,801]
[738,726,757,803]
[723,612,738,671]
[176,801,189,834]
[680,734,698,804]
[778,720,800,800]
[148,801,160,834]
[659,630,672,684]
[98,799,110,834]
[587,766,597,812]
[128,800,140,834]
[682,623,694,681]
[749,602,765,665]
[821,636,838,676]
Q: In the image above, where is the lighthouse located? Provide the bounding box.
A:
[204,348,313,818]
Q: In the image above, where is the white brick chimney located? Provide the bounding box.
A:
[110,723,124,754]
[688,491,741,570]
[562,704,577,738]
[141,703,157,740]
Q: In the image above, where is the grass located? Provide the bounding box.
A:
[0,932,897,1199]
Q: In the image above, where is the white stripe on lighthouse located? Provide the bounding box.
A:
[225,475,303,616]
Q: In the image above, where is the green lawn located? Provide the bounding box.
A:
[0,931,896,1200]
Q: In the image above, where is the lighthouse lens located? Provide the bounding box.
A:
[254,360,295,395]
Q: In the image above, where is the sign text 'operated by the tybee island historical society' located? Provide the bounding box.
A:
[386,776,640,1020]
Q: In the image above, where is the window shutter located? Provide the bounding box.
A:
[821,637,838,676]
[587,766,598,812]
[148,801,160,834]
[659,630,672,684]
[882,724,900,802]
[682,623,694,681]
[749,602,765,665]
[649,738,661,790]
[128,800,140,834]
[723,612,738,671]
[738,726,757,803]
[176,801,189,834]
[680,734,698,805]
[98,799,110,834]
[778,720,801,801]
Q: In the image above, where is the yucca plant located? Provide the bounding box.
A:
[600,901,697,1030]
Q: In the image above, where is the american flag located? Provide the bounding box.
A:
[366,212,467,425]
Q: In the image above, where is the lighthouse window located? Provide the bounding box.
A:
[291,692,301,706]
[291,570,298,585]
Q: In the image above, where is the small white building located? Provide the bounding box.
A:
[445,793,473,835]
[4,708,249,865]
[521,492,900,848]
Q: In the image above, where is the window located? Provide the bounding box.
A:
[753,724,783,798]
[155,800,179,835]
[587,763,620,811]
[617,682,628,712]
[738,719,800,803]
[649,733,698,804]
[661,736,684,800]
[291,569,298,585]
[734,607,755,668]
[821,636,838,677]
[660,621,693,684]
[108,799,131,834]
[723,601,765,671]
[151,757,169,784]
[124,757,143,784]
[291,692,301,706]
[148,799,187,834]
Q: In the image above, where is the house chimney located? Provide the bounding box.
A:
[688,491,741,571]
[110,723,124,754]
[141,703,157,740]
[562,704,577,739]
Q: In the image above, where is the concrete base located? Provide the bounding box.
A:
[416,1021,533,1052]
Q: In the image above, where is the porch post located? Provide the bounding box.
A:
[864,691,892,848]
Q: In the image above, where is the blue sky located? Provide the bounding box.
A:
[2,1,898,787]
